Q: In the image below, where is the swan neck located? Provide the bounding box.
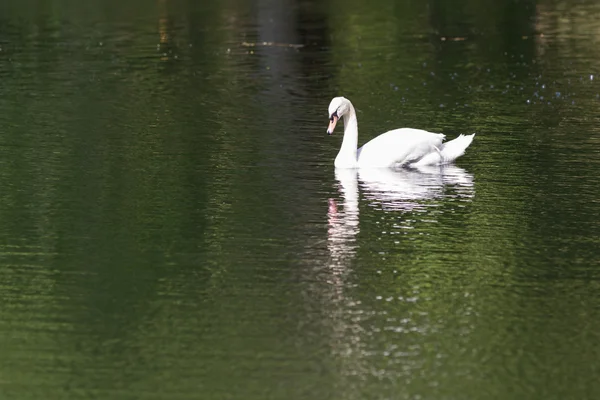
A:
[335,105,358,168]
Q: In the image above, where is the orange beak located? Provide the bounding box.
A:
[327,115,338,135]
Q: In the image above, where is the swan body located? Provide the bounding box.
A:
[327,97,475,168]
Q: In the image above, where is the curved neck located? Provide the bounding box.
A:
[334,103,358,168]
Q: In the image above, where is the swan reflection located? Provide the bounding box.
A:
[327,168,360,271]
[327,165,474,265]
[358,165,474,211]
[329,165,474,225]
[325,166,474,392]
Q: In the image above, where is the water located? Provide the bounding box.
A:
[1,0,600,398]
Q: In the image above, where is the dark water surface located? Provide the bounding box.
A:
[1,0,600,399]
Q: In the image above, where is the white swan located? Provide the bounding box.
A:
[327,97,475,168]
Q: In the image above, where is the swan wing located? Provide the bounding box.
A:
[357,128,445,168]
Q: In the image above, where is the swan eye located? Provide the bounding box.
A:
[330,111,338,121]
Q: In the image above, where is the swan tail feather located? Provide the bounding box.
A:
[410,133,475,167]
[438,133,476,164]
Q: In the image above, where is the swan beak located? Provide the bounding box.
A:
[327,115,338,135]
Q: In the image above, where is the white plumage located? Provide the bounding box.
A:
[326,97,475,168]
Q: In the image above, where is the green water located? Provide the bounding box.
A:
[1,0,600,399]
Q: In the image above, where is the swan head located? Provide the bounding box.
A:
[327,96,350,135]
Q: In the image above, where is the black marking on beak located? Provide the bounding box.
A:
[327,111,339,135]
